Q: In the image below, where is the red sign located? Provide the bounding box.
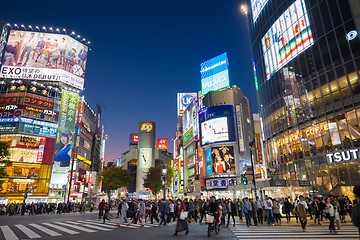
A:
[133,134,138,143]
[0,97,18,105]
[36,138,46,163]
[24,97,54,110]
[157,138,168,149]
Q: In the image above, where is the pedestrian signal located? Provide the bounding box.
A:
[242,176,248,185]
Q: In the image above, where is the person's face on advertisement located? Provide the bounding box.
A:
[213,149,219,155]
[221,148,227,154]
[224,154,229,161]
[60,135,68,145]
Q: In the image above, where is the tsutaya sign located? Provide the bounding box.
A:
[326,149,360,164]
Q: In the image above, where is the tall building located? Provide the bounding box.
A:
[0,22,91,203]
[247,0,360,196]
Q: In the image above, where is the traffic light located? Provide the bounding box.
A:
[249,139,255,148]
[242,176,248,185]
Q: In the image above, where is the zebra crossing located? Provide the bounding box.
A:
[229,224,359,239]
[0,218,167,240]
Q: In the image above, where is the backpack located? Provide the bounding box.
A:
[298,203,306,218]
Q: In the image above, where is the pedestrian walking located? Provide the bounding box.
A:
[324,197,336,232]
[272,199,281,225]
[103,203,111,223]
[312,198,321,225]
[227,199,236,227]
[351,185,360,238]
[159,199,167,226]
[90,202,94,212]
[284,198,292,223]
[138,199,146,227]
[174,199,189,235]
[255,197,263,224]
[98,199,105,219]
[117,199,131,227]
[264,195,274,227]
[242,198,252,227]
[295,195,308,232]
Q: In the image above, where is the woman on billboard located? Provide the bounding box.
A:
[54,130,72,167]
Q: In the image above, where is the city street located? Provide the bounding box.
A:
[1,211,359,239]
[0,211,235,240]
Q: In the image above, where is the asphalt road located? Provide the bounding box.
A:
[0,211,236,240]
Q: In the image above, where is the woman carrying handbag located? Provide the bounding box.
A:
[174,199,189,235]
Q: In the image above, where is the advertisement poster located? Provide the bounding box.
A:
[50,90,78,186]
[139,148,153,169]
[157,138,168,149]
[201,117,229,145]
[1,30,88,90]
[262,0,313,80]
[250,0,269,23]
[200,52,230,95]
[211,146,235,174]
[206,148,212,175]
[182,99,196,134]
[236,105,245,152]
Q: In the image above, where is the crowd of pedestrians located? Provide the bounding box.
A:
[0,201,89,216]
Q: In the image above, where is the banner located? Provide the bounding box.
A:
[50,90,78,186]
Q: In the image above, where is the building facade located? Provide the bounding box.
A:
[248,0,360,196]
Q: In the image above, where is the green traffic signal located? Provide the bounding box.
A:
[242,176,248,185]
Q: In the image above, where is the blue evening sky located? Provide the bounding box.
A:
[1,0,256,162]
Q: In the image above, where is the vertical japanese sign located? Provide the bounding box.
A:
[236,105,245,152]
[256,133,263,164]
[50,90,78,186]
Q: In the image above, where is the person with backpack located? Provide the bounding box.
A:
[103,203,112,224]
[295,195,308,232]
[351,185,360,238]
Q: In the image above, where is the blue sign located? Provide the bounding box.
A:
[181,94,195,109]
[0,117,20,123]
[200,52,230,95]
[206,148,212,175]
[20,118,58,128]
[62,185,67,189]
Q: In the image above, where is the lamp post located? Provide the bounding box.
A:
[162,163,167,200]
[249,140,257,198]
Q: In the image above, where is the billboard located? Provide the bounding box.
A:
[1,30,88,90]
[211,146,235,174]
[205,148,212,175]
[138,148,153,169]
[182,98,197,134]
[177,93,196,116]
[235,105,245,152]
[199,105,235,146]
[262,0,313,80]
[50,90,78,186]
[157,138,168,149]
[200,52,230,95]
[250,0,269,23]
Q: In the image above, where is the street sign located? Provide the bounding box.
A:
[62,185,67,189]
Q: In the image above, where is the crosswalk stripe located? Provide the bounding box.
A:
[76,220,116,229]
[42,223,79,235]
[54,222,97,232]
[67,221,113,231]
[233,235,359,239]
[29,224,62,237]
[0,226,18,240]
[15,225,41,239]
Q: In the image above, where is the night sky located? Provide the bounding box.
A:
[1,0,256,163]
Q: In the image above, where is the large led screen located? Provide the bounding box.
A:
[262,0,313,80]
[200,52,230,95]
[201,117,229,145]
[251,0,269,23]
[1,30,88,90]
[211,146,235,174]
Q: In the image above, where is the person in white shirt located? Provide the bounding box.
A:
[117,199,130,226]
[17,32,37,66]
[255,196,263,224]
[263,195,274,226]
[58,37,67,65]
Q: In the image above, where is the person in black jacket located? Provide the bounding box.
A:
[284,198,293,223]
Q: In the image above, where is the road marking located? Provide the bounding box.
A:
[0,226,18,240]
[76,220,116,229]
[42,223,79,234]
[15,225,41,238]
[68,221,113,231]
[54,222,97,232]
[29,223,62,237]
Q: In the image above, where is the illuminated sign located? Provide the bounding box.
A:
[200,52,230,95]
[206,178,237,190]
[206,148,212,175]
[0,97,18,105]
[157,138,168,149]
[1,30,88,90]
[262,0,313,80]
[326,149,360,164]
[183,128,194,147]
[236,105,245,152]
[24,97,54,110]
[256,133,263,164]
[346,30,358,41]
[140,123,153,132]
[19,105,58,115]
[13,179,35,184]
[177,93,196,116]
[201,117,229,145]
[250,0,269,23]
[133,134,138,143]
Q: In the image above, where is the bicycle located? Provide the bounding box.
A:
[206,213,220,237]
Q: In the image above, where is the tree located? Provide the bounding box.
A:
[143,166,163,198]
[165,165,175,186]
[0,141,10,191]
[97,167,132,200]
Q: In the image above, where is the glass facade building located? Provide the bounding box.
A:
[248,0,360,196]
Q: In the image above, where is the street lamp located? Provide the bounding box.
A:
[162,163,167,199]
[240,4,248,15]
